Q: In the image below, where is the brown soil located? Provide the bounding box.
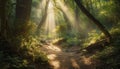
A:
[39,43,97,69]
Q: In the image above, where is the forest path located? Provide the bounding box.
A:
[39,43,96,69]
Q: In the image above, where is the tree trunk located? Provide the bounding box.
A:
[74,0,111,42]
[0,0,7,37]
[36,0,50,35]
[14,0,32,36]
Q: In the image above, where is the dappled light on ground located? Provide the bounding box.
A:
[47,54,57,60]
[44,44,62,52]
[81,56,92,65]
[70,58,80,69]
[50,60,60,69]
[39,43,94,69]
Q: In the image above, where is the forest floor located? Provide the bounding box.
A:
[39,43,97,69]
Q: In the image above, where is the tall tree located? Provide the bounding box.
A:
[36,0,50,35]
[0,0,8,37]
[14,0,32,36]
[74,0,111,42]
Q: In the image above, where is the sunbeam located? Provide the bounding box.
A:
[56,0,81,34]
[58,0,75,26]
[57,0,75,25]
[44,0,56,39]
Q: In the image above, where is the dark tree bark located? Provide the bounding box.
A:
[0,0,8,37]
[14,0,32,35]
[74,0,111,42]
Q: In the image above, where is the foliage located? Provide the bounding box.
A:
[92,25,120,69]
[0,35,50,69]
[82,30,103,48]
[1,0,120,69]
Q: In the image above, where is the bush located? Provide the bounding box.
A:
[0,35,50,69]
[92,26,120,69]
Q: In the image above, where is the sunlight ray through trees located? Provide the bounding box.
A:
[44,0,56,39]
[36,0,84,39]
[57,0,79,33]
[1,0,120,69]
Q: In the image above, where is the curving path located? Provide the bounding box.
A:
[39,43,96,69]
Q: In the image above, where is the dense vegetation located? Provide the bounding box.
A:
[0,0,120,69]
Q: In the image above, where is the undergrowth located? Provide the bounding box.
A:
[0,35,51,69]
[91,25,120,69]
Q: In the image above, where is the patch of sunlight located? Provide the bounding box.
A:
[52,38,63,43]
[48,0,53,8]
[50,60,60,69]
[100,11,107,15]
[89,39,96,44]
[44,0,57,39]
[47,54,57,60]
[45,44,61,52]
[70,58,80,69]
[82,56,92,65]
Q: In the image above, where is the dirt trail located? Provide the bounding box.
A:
[40,43,96,69]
